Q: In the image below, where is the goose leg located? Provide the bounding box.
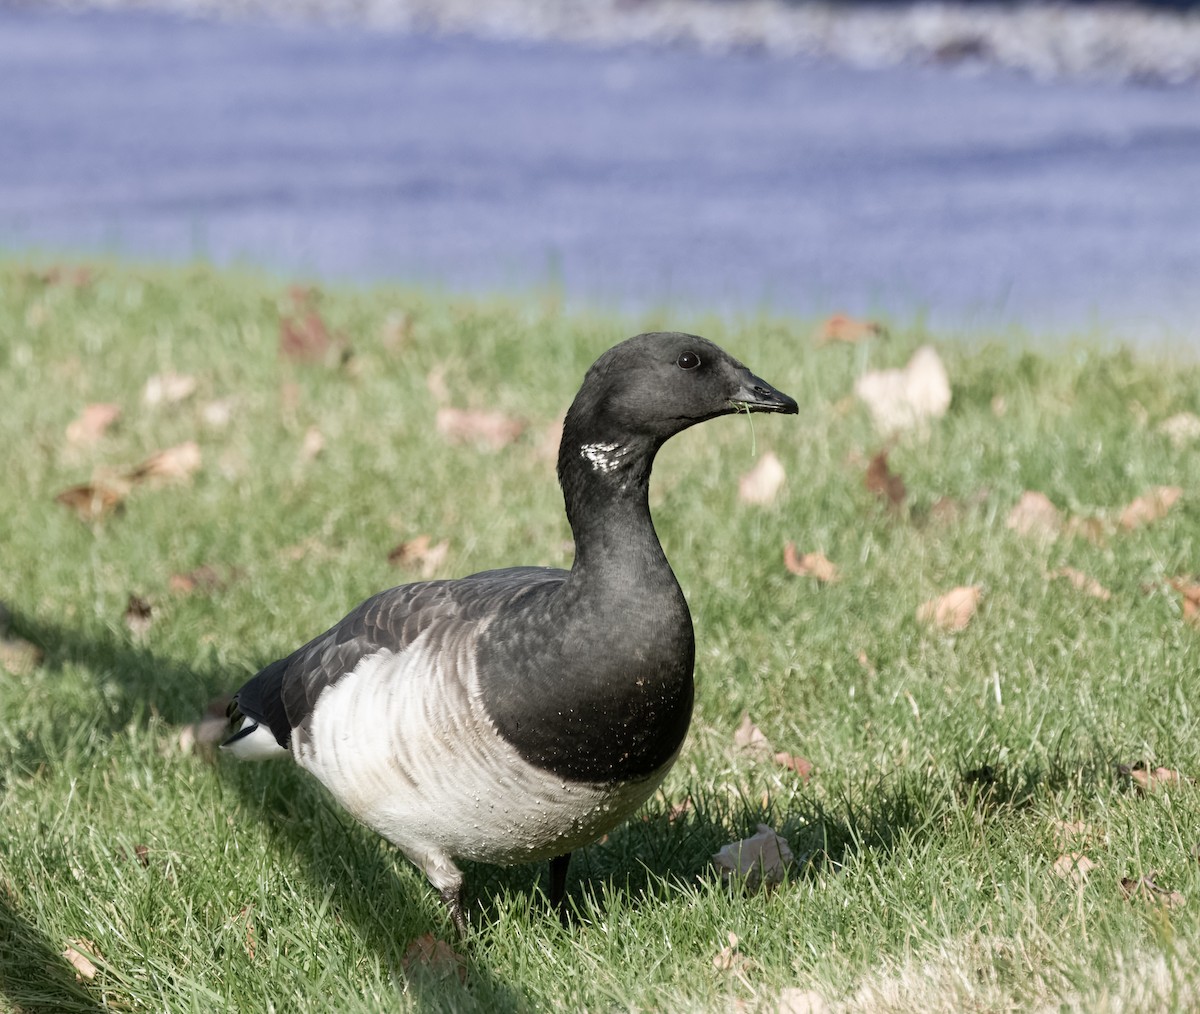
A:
[548,852,572,926]
[440,882,469,937]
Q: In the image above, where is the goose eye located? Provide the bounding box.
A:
[677,351,701,370]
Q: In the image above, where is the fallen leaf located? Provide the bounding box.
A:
[813,313,885,345]
[783,544,839,583]
[142,371,197,407]
[1046,567,1111,601]
[178,716,227,754]
[0,636,43,676]
[1168,577,1200,626]
[62,939,101,981]
[66,403,121,446]
[123,594,153,638]
[774,752,814,782]
[388,535,450,579]
[55,482,126,521]
[1050,820,1095,845]
[777,988,829,1014]
[854,345,951,435]
[280,309,332,363]
[1158,412,1200,448]
[1007,491,1063,540]
[738,452,786,506]
[1064,514,1109,544]
[712,932,755,974]
[865,449,906,509]
[733,714,774,757]
[916,585,981,632]
[300,426,325,462]
[712,824,794,892]
[1051,853,1096,884]
[1119,486,1182,531]
[1121,874,1184,908]
[128,441,202,484]
[169,564,236,596]
[435,406,525,450]
[401,933,467,984]
[1119,761,1191,794]
[239,906,257,960]
[33,265,94,289]
[667,798,692,823]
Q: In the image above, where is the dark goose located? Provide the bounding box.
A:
[223,331,797,932]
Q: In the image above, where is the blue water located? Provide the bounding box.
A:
[2,6,1199,338]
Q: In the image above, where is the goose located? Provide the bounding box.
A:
[223,331,797,933]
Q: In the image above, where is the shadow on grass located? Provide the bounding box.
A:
[2,609,525,1013]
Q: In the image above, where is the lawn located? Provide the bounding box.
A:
[2,260,1199,1012]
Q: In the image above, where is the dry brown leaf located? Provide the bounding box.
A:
[1064,514,1109,544]
[435,406,525,451]
[737,451,786,506]
[239,906,257,960]
[854,345,951,435]
[712,824,794,892]
[916,585,981,632]
[1050,820,1095,845]
[178,716,228,754]
[783,544,839,583]
[123,594,154,638]
[1051,853,1096,884]
[733,714,774,757]
[55,482,126,521]
[1121,874,1185,908]
[388,535,450,579]
[66,403,121,446]
[865,449,906,509]
[1006,491,1063,540]
[401,933,468,984]
[1158,412,1200,448]
[62,939,101,981]
[1119,761,1191,794]
[170,564,236,596]
[712,932,755,975]
[774,752,814,782]
[1046,567,1111,601]
[1119,486,1182,531]
[33,265,94,289]
[280,309,332,363]
[0,636,43,676]
[777,988,829,1014]
[128,441,202,484]
[142,371,197,408]
[813,313,885,345]
[1168,577,1200,627]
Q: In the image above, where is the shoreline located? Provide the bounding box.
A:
[12,0,1200,85]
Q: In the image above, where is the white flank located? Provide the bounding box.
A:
[295,637,673,889]
[222,722,289,760]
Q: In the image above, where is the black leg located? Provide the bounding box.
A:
[548,852,571,926]
[440,882,469,938]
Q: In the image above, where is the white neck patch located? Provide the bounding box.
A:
[580,441,628,475]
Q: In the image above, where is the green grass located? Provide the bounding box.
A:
[2,259,1200,1012]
